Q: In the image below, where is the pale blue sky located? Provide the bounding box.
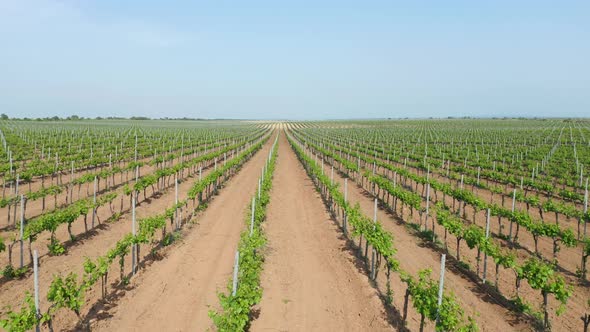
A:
[0,0,588,119]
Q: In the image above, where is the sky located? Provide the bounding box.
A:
[0,0,588,120]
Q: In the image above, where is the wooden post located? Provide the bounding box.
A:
[435,254,446,326]
[132,195,137,275]
[175,174,179,230]
[483,209,491,283]
[135,165,139,197]
[371,198,377,280]
[20,194,24,268]
[373,197,377,223]
[250,197,256,236]
[509,189,516,240]
[344,178,348,235]
[70,161,74,202]
[344,179,348,202]
[331,165,334,185]
[134,134,138,163]
[232,251,240,296]
[584,178,588,237]
[92,176,97,228]
[33,250,40,332]
[357,157,361,180]
[426,183,431,235]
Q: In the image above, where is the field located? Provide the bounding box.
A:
[0,118,589,331]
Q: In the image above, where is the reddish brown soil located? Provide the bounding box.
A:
[369,164,589,332]
[2,125,584,332]
[309,138,532,331]
[1,141,223,195]
[251,131,392,331]
[314,138,588,332]
[0,141,253,331]
[0,142,225,229]
[372,155,585,276]
[0,144,232,271]
[91,135,275,331]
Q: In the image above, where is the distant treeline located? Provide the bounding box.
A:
[0,114,227,121]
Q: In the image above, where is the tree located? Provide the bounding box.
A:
[0,113,8,120]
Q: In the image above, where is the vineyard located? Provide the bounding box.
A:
[0,119,589,331]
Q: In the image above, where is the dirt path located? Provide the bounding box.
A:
[92,134,275,332]
[0,142,236,276]
[0,144,242,329]
[297,130,585,331]
[0,139,254,271]
[303,138,530,332]
[361,158,588,331]
[251,131,393,332]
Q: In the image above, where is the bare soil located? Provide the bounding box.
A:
[91,135,275,331]
[314,137,588,332]
[251,132,393,331]
[311,138,532,331]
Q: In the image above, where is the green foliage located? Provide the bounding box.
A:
[137,215,166,244]
[401,269,477,331]
[210,136,278,331]
[47,238,66,256]
[47,273,85,317]
[82,256,111,287]
[463,225,485,250]
[188,138,266,200]
[108,234,133,262]
[520,258,573,315]
[162,231,180,246]
[24,199,94,241]
[1,265,29,279]
[0,293,43,332]
[366,171,422,210]
[402,269,438,320]
[107,212,122,223]
[289,133,477,330]
[123,184,133,196]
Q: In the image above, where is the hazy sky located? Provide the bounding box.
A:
[0,0,588,119]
